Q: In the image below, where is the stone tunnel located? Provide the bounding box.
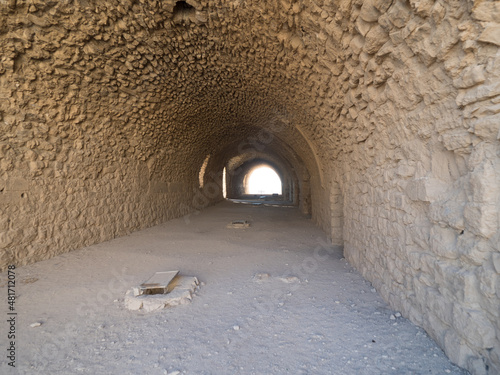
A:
[0,0,499,373]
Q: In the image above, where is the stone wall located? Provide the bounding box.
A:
[335,1,500,373]
[0,0,220,267]
[0,0,498,373]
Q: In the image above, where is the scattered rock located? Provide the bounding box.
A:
[252,273,271,283]
[278,276,300,283]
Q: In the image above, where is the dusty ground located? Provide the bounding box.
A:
[1,201,469,375]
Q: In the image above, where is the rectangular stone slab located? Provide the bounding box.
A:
[134,270,179,296]
[125,276,200,312]
[226,220,250,228]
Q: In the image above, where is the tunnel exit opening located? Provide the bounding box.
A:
[244,165,282,196]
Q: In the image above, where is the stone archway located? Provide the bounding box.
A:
[0,1,499,373]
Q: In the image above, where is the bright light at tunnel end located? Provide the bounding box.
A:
[223,167,227,198]
[245,166,282,195]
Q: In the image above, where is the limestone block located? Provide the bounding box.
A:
[385,0,411,28]
[409,223,431,250]
[452,305,497,349]
[359,0,381,23]
[439,129,473,152]
[355,17,372,37]
[406,249,422,271]
[434,261,479,305]
[364,25,389,54]
[470,161,499,204]
[425,311,447,347]
[472,2,500,22]
[470,115,500,140]
[467,357,492,375]
[477,264,498,297]
[464,203,497,239]
[373,0,394,13]
[348,106,358,119]
[429,193,466,231]
[456,81,500,106]
[464,100,500,120]
[430,226,459,260]
[497,276,500,300]
[425,287,453,326]
[478,23,500,46]
[406,22,443,66]
[443,329,475,368]
[493,253,500,274]
[453,65,486,89]
[457,233,491,266]
[406,178,448,202]
[410,0,434,18]
[375,40,394,61]
[349,35,365,56]
[377,13,392,31]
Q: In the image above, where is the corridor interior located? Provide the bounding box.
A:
[1,201,467,374]
[1,1,499,374]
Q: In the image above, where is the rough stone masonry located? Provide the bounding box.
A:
[0,0,499,374]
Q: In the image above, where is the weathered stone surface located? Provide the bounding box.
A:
[478,24,500,46]
[473,2,500,23]
[470,115,500,140]
[444,329,476,368]
[430,226,459,259]
[492,253,500,274]
[452,306,497,349]
[125,276,200,312]
[0,1,499,374]
[453,65,486,89]
[456,81,500,106]
[406,178,448,202]
[360,0,381,23]
[464,203,498,239]
[364,25,389,54]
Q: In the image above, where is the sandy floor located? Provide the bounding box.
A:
[1,201,469,375]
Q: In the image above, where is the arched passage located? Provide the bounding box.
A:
[227,159,286,199]
[225,152,302,206]
[200,131,314,214]
[0,2,499,373]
